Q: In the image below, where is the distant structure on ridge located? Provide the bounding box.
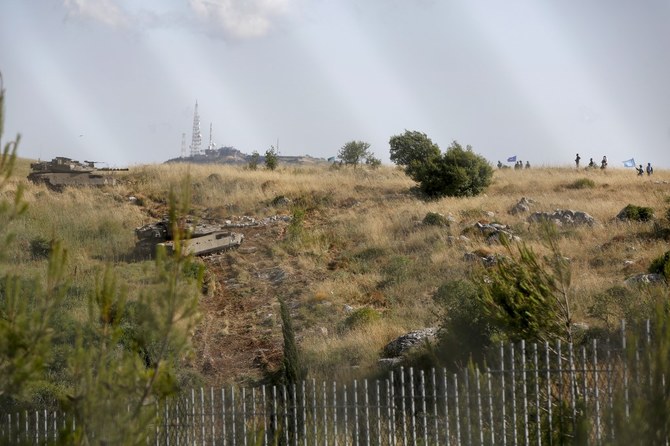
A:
[189,101,202,157]
[208,122,216,152]
[180,133,187,158]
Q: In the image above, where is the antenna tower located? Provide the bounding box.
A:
[208,122,216,151]
[189,100,202,157]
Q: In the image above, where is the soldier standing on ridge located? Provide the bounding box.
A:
[647,163,654,175]
[636,165,644,176]
[575,153,581,168]
[601,156,608,169]
[588,158,595,168]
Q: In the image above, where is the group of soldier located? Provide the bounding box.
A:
[636,163,654,176]
[497,160,530,170]
[575,153,608,170]
[576,153,654,176]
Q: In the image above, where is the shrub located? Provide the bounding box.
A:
[264,146,278,171]
[649,251,670,281]
[341,307,380,331]
[618,204,655,222]
[422,212,450,227]
[29,237,52,259]
[338,140,372,167]
[247,151,260,170]
[476,223,575,344]
[433,279,492,368]
[567,178,596,189]
[389,131,492,198]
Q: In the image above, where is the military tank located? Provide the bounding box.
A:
[134,218,244,258]
[27,157,126,190]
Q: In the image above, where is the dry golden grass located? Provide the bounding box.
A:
[9,159,670,383]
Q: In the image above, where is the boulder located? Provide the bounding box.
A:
[382,328,438,358]
[528,209,596,226]
[509,197,534,215]
[624,273,666,286]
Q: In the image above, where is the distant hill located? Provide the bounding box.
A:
[165,146,330,166]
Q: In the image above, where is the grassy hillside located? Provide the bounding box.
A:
[5,159,670,386]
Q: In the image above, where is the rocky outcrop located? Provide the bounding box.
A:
[624,273,666,286]
[472,222,520,244]
[528,209,596,226]
[382,328,438,358]
[509,197,534,215]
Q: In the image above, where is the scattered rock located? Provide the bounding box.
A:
[343,304,354,313]
[472,221,519,244]
[382,328,438,358]
[528,209,596,226]
[509,197,534,215]
[464,252,499,267]
[256,267,287,285]
[378,358,403,367]
[624,273,666,286]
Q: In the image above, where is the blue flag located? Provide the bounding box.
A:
[622,158,635,168]
[507,156,517,163]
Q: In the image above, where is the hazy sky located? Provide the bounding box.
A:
[1,0,669,168]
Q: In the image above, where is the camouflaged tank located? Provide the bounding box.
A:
[27,157,125,191]
[134,218,244,258]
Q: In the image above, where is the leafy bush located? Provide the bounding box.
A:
[649,251,670,281]
[422,212,450,227]
[264,146,278,171]
[618,204,655,222]
[247,151,260,170]
[389,131,492,198]
[29,237,52,259]
[567,178,596,189]
[476,223,575,344]
[433,279,492,368]
[341,307,380,331]
[338,140,372,167]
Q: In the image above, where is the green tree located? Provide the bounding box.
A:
[338,140,372,167]
[477,223,574,344]
[389,130,440,179]
[279,297,306,385]
[265,145,279,171]
[365,155,382,169]
[418,141,493,197]
[0,72,64,405]
[0,74,202,443]
[389,131,493,198]
[248,150,260,170]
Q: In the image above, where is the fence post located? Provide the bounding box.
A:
[376,380,382,446]
[500,342,507,446]
[201,387,206,446]
[443,368,450,446]
[432,368,439,446]
[464,369,472,446]
[487,368,495,446]
[545,342,552,446]
[420,370,428,446]
[568,342,577,433]
[344,383,349,446]
[521,340,529,446]
[333,381,338,446]
[354,380,360,446]
[409,368,417,446]
[386,379,393,446]
[400,368,407,446]
[533,342,542,446]
[323,381,329,446]
[302,381,307,446]
[621,319,629,419]
[475,368,483,446]
[593,339,601,445]
[454,374,461,446]
[510,343,518,446]
[364,380,370,446]
[263,386,268,446]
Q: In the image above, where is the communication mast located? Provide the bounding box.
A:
[208,122,216,151]
[189,100,202,157]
